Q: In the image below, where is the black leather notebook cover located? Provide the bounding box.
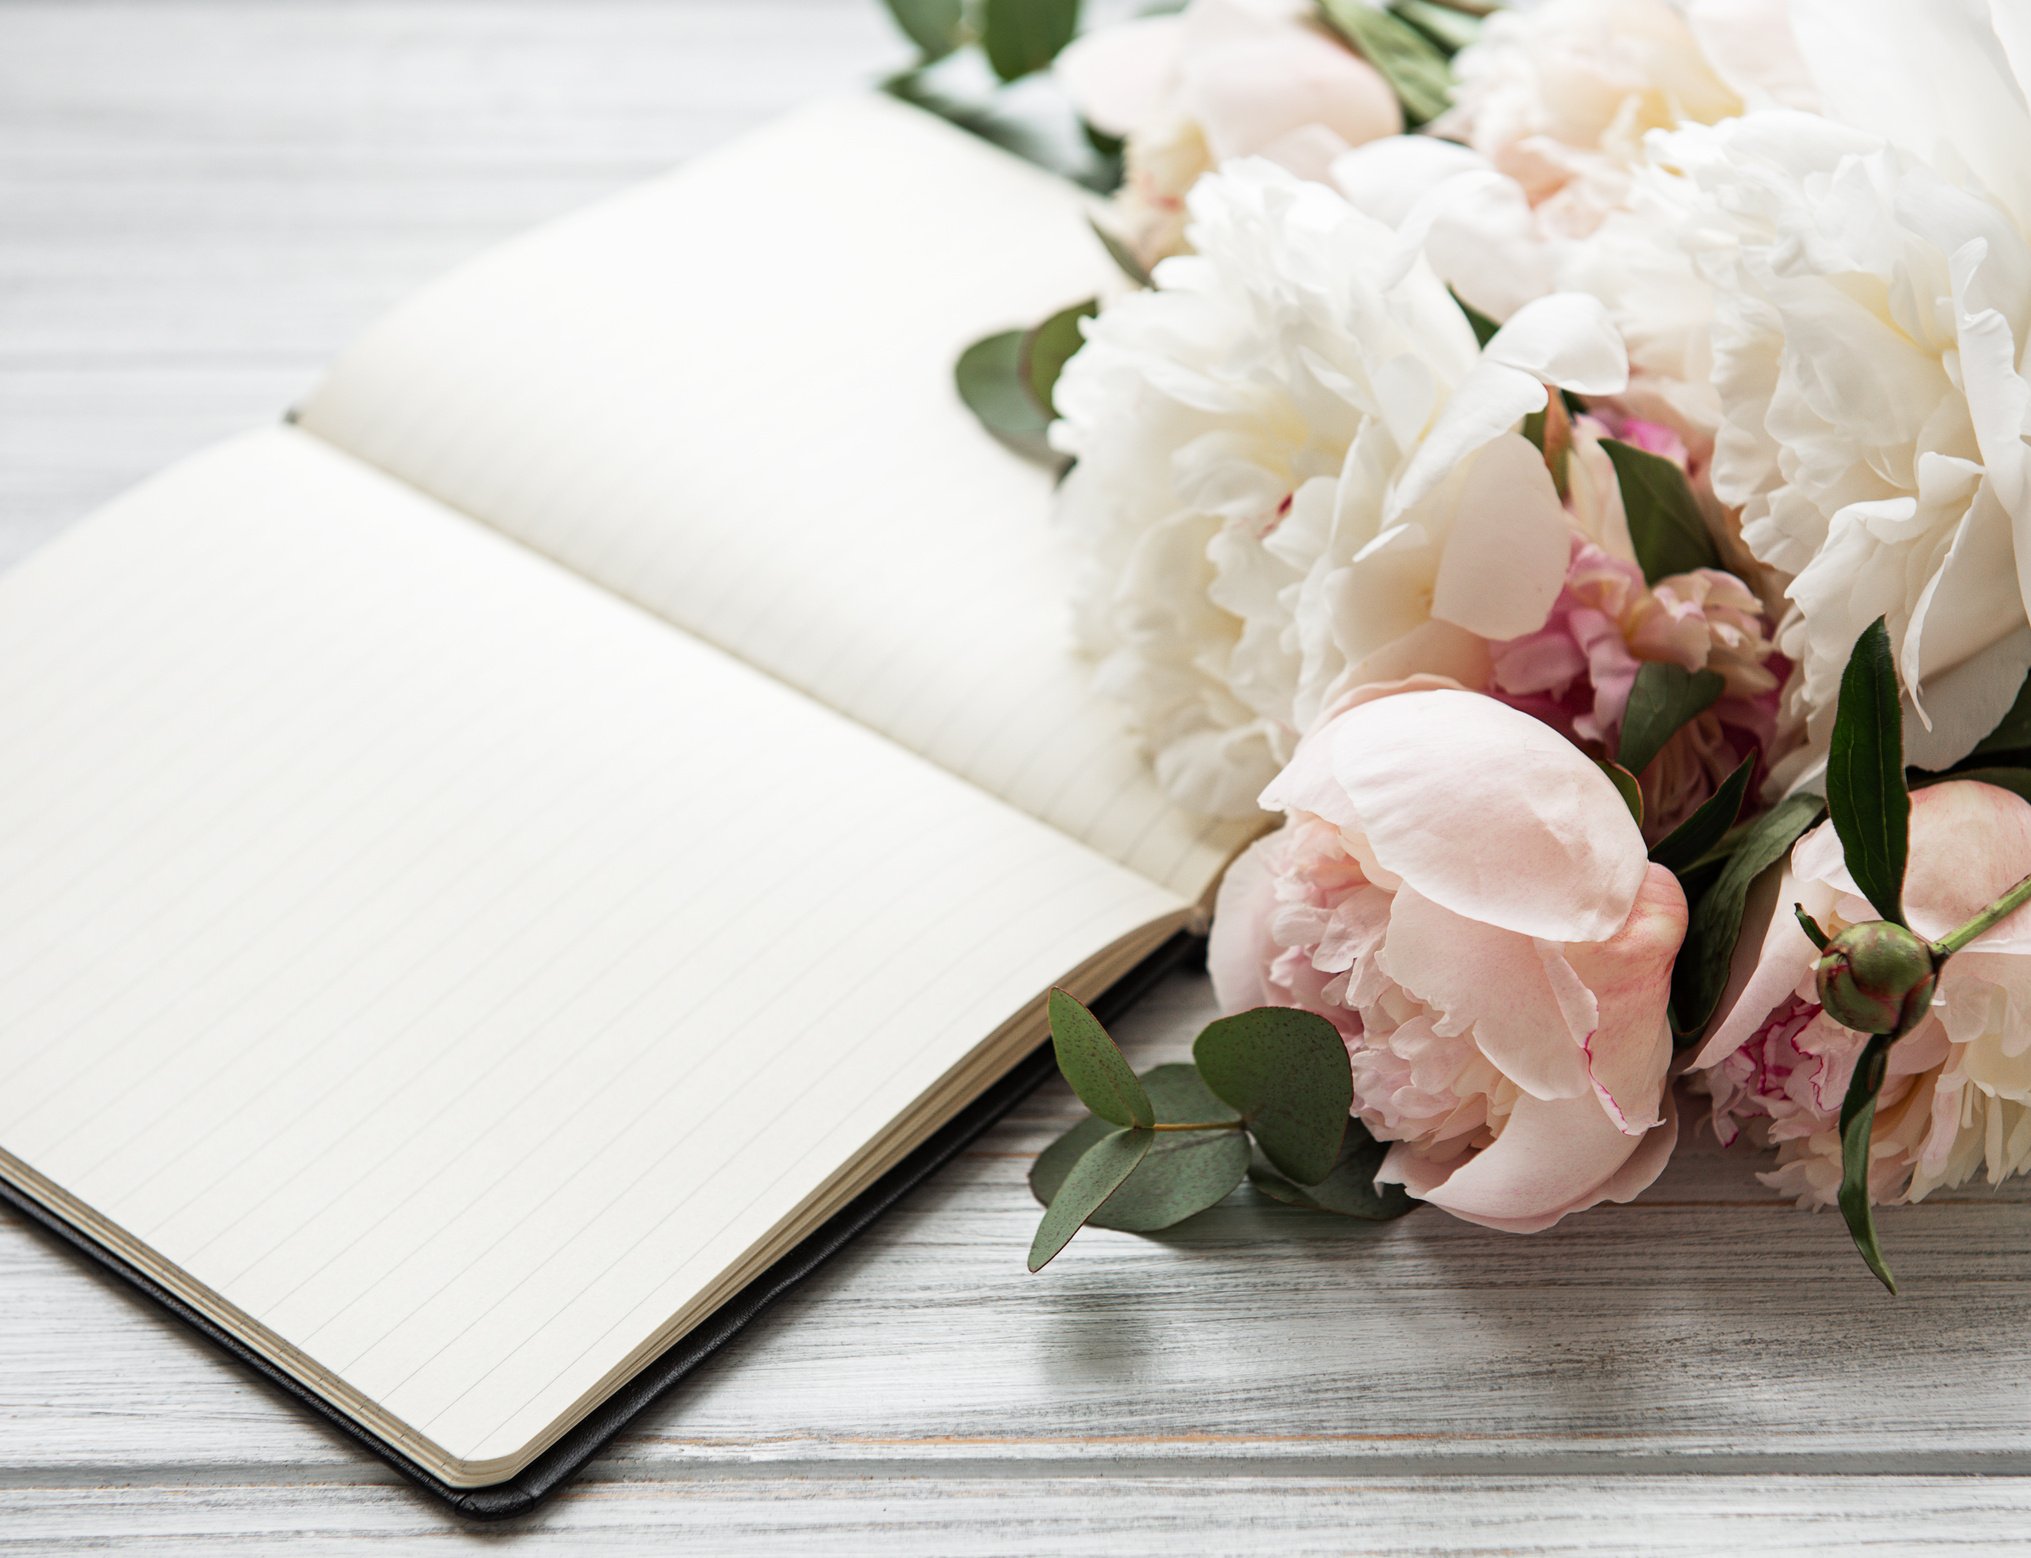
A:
[0,931,1200,1520]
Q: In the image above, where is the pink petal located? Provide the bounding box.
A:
[1186,30,1400,164]
[1902,780,2031,948]
[1208,833,1284,1012]
[1257,725,1363,832]
[1054,17,1185,136]
[1323,689,1649,942]
[1561,865,1685,1133]
[1377,887,1594,1102]
[1687,861,1823,1070]
[1381,1090,1675,1233]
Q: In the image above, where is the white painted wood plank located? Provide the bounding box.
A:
[0,0,903,567]
[5,1471,2029,1556]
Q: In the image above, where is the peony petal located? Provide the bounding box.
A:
[1322,689,1649,942]
[1481,293,1631,398]
[1053,17,1186,136]
[1376,887,1595,1102]
[1387,296,1629,524]
[1561,865,1685,1133]
[1429,433,1572,641]
[1791,0,2031,224]
[1208,833,1284,1011]
[1185,30,1401,165]
[1901,780,2031,947]
[1386,363,1546,523]
[1381,1090,1673,1233]
[1901,627,2031,774]
[1688,859,1824,1070]
[1258,723,1363,832]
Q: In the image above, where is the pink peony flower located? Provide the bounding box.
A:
[1209,689,1686,1232]
[1486,531,1785,840]
[1686,781,2031,1207]
[1056,0,1402,267]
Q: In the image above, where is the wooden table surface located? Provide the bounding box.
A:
[5,3,2031,1551]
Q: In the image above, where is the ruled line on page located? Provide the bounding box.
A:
[296,94,1258,907]
[339,814,1090,1391]
[452,877,1166,1452]
[0,424,1189,1472]
[225,788,982,1321]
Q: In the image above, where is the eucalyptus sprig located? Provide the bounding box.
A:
[955,298,1095,463]
[1027,991,1410,1271]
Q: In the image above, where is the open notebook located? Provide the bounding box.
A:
[0,96,1257,1511]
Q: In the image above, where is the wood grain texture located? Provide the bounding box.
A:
[4,1,2030,1549]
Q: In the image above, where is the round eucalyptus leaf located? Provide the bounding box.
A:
[1028,1126,1153,1272]
[1194,1007,1352,1186]
[1247,1132,1416,1221]
[954,329,1055,463]
[1047,988,1153,1129]
[1019,299,1096,417]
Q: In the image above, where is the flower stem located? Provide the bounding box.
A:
[1937,870,2031,956]
[1148,1120,1246,1132]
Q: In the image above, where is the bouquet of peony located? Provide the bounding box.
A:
[883,0,2031,1289]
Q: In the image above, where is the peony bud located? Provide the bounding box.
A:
[1814,921,1939,1036]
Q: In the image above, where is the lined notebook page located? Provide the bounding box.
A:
[295,94,1256,907]
[0,427,1186,1477]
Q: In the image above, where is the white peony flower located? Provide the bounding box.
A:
[1331,0,1811,453]
[1435,0,1809,240]
[1055,0,1402,269]
[1648,0,2031,777]
[1051,162,1627,817]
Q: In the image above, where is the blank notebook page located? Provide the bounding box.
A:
[0,426,1185,1477]
[296,94,1258,906]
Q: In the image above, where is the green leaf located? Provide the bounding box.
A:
[980,0,1081,81]
[1972,670,2031,758]
[1596,759,1643,827]
[1021,299,1097,418]
[1047,988,1154,1128]
[1836,1031,1899,1293]
[1451,288,1500,349]
[882,0,966,59]
[955,328,1056,463]
[1027,1126,1154,1271]
[1672,791,1824,1036]
[885,64,1122,193]
[1390,0,1483,54]
[1618,662,1725,778]
[1318,0,1453,125]
[1649,751,1754,874]
[1825,617,1909,927]
[1090,216,1154,287]
[1601,438,1721,584]
[1194,1007,1352,1186]
[1030,1065,1247,1231]
[1247,1128,1416,1220]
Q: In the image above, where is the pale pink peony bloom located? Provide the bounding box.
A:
[1687,781,2031,1207]
[1056,0,1401,266]
[1486,529,1785,840]
[1434,0,1807,238]
[1210,689,1685,1232]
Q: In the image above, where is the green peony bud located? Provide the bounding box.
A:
[1815,921,1940,1035]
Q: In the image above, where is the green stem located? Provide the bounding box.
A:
[1149,1120,1246,1133]
[1937,870,2031,956]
